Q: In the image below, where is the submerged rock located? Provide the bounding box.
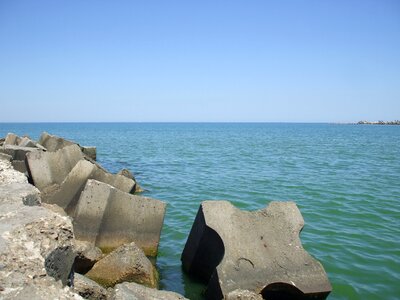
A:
[86,242,158,288]
[181,201,332,299]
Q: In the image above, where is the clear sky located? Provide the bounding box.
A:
[0,0,399,122]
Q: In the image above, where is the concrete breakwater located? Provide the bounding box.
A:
[0,132,331,299]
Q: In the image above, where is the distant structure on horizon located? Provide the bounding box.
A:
[357,120,400,125]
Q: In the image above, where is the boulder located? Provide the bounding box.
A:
[74,240,103,274]
[42,159,135,215]
[26,144,83,190]
[4,132,21,146]
[81,146,97,161]
[181,201,332,299]
[86,242,158,288]
[1,144,37,161]
[73,180,165,256]
[73,273,109,300]
[112,282,189,300]
[0,160,79,298]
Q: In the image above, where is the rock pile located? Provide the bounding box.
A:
[1,131,332,300]
[0,132,183,300]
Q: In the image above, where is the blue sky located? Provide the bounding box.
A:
[0,0,399,122]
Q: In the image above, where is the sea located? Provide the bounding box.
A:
[1,123,399,300]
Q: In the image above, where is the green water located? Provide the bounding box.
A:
[1,123,399,299]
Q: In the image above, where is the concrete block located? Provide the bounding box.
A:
[26,144,83,190]
[38,131,76,152]
[86,242,158,288]
[181,201,332,299]
[18,136,37,148]
[11,160,28,174]
[4,132,21,145]
[42,159,135,215]
[2,144,37,160]
[73,180,166,256]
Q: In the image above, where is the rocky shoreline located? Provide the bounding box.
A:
[0,132,332,299]
[357,120,400,125]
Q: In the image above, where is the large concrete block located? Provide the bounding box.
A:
[4,132,21,145]
[73,180,166,256]
[42,159,135,215]
[181,201,332,299]
[38,132,97,160]
[26,144,83,190]
[39,131,76,152]
[18,136,37,148]
[2,144,37,160]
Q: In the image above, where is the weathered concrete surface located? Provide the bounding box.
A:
[226,289,263,300]
[42,159,135,215]
[1,144,37,160]
[26,144,83,190]
[11,160,27,174]
[181,201,332,299]
[74,240,103,274]
[73,273,109,300]
[39,131,76,152]
[4,133,21,146]
[18,136,37,148]
[112,282,189,300]
[86,242,158,288]
[73,180,165,256]
[38,132,97,160]
[0,159,80,299]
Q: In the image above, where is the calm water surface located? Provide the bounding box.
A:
[1,123,399,300]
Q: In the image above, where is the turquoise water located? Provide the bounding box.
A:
[1,123,399,299]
